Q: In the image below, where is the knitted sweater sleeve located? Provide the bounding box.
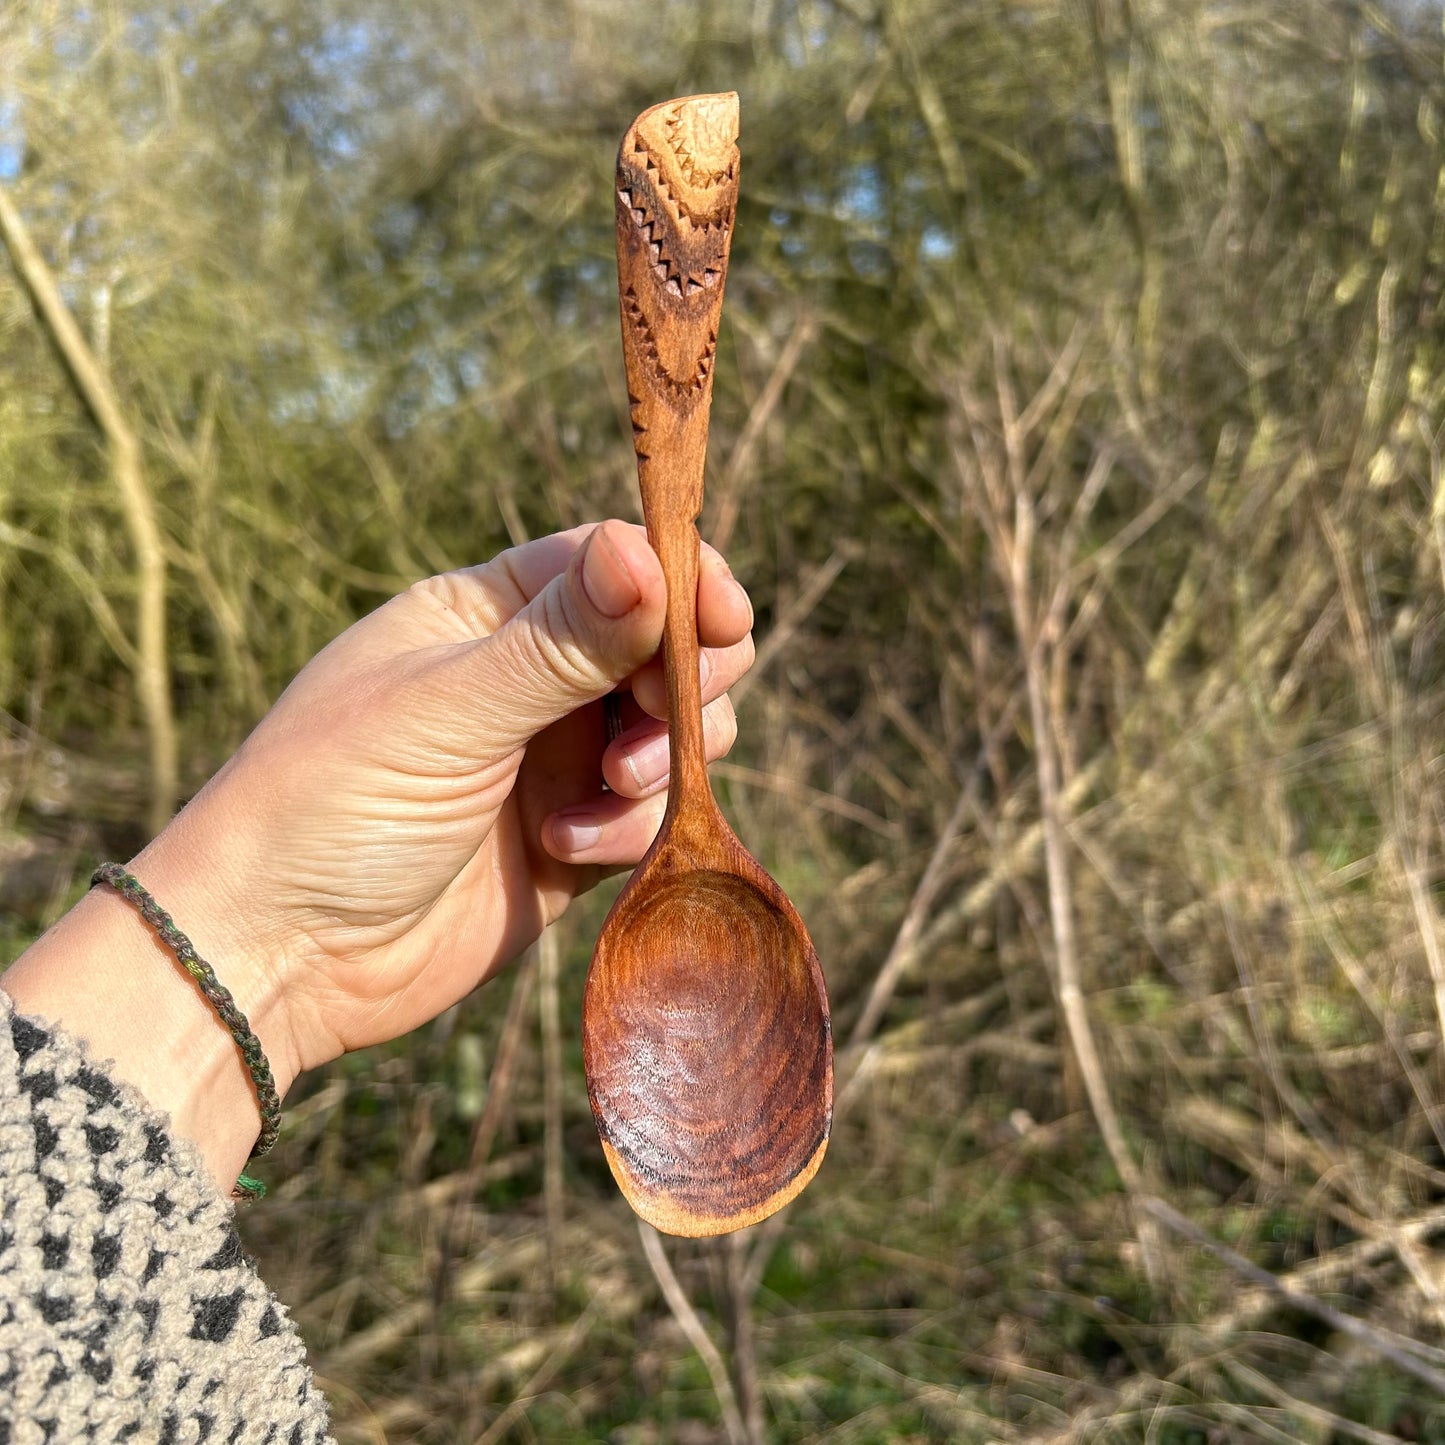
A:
[0,991,333,1444]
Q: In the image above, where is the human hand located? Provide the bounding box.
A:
[131,520,753,1079]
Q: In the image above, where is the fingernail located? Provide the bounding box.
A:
[699,650,713,690]
[550,811,602,852]
[732,577,754,629]
[581,527,643,619]
[624,734,671,791]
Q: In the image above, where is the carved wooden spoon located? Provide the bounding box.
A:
[582,93,833,1237]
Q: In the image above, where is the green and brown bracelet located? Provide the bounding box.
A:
[91,863,280,1202]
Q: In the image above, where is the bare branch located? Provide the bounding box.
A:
[0,180,176,833]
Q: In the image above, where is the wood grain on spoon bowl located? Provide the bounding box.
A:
[586,845,832,1237]
[582,93,833,1238]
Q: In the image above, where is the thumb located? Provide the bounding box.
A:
[447,522,667,756]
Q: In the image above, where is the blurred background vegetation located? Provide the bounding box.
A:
[4,0,1445,1439]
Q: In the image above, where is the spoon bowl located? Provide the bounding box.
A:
[584,824,831,1236]
[583,93,832,1236]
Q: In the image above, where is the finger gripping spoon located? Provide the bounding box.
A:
[582,93,833,1237]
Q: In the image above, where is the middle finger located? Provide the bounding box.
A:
[630,631,755,720]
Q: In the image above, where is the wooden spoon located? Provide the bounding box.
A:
[582,93,833,1238]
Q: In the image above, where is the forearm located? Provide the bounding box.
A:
[1,801,301,1196]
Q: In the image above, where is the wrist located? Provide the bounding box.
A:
[131,792,306,1092]
[1,806,303,1196]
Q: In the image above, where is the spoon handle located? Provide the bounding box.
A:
[615,94,740,836]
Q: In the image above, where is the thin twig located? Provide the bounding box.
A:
[1204,1201,1445,1338]
[730,541,857,707]
[709,760,899,836]
[327,1232,547,1373]
[912,756,1107,964]
[1400,838,1445,1094]
[726,1233,766,1445]
[1142,1196,1445,1396]
[637,1222,748,1445]
[470,1303,598,1445]
[1220,1359,1410,1445]
[0,520,139,669]
[1295,862,1445,1158]
[709,310,818,551]
[847,780,973,1048]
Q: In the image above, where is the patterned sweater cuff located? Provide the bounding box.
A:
[0,989,332,1443]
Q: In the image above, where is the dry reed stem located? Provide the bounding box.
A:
[1400,840,1445,1096]
[1216,878,1343,1164]
[842,980,1010,1074]
[1085,0,1160,397]
[1022,651,1143,1211]
[152,394,268,722]
[840,1341,1002,1437]
[1206,1202,1445,1338]
[307,1372,391,1445]
[0,521,139,672]
[323,1219,637,1434]
[350,424,457,578]
[325,1231,548,1373]
[960,334,1151,1253]
[1018,1196,1445,1445]
[1219,1360,1410,1445]
[1293,861,1445,1156]
[1386,1230,1445,1342]
[1166,1089,1445,1341]
[846,779,973,1047]
[1168,1093,1445,1210]
[725,1232,766,1445]
[739,778,1029,1300]
[741,737,1097,1298]
[710,760,898,836]
[0,180,177,834]
[914,758,1107,965]
[1428,412,1445,597]
[637,1222,748,1445]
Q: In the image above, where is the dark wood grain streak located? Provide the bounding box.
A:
[582,94,833,1238]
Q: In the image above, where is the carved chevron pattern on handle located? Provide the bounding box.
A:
[615,93,739,522]
[622,287,718,408]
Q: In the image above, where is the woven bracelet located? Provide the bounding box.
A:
[91,863,280,1202]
